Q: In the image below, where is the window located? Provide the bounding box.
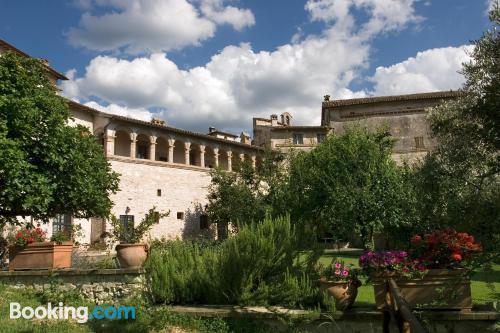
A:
[177,212,184,220]
[200,214,209,230]
[157,189,162,197]
[317,133,326,143]
[119,215,134,229]
[153,211,161,224]
[53,214,72,237]
[292,133,304,145]
[414,136,425,149]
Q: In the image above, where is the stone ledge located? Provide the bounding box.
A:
[108,155,211,173]
[0,268,145,276]
[168,305,500,321]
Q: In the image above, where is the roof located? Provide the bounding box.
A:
[322,91,461,108]
[0,39,68,80]
[67,100,261,151]
[271,125,329,131]
[207,130,239,138]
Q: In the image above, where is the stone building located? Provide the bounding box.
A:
[1,39,261,245]
[2,38,459,246]
[253,92,460,162]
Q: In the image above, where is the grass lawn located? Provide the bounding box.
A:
[319,252,500,307]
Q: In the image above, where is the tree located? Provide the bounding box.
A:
[205,149,287,232]
[415,4,500,252]
[0,52,120,226]
[287,125,416,249]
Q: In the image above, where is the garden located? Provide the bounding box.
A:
[0,4,499,333]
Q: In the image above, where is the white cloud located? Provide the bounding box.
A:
[371,45,472,95]
[84,101,153,121]
[67,0,254,54]
[62,0,425,132]
[305,0,423,38]
[199,0,255,31]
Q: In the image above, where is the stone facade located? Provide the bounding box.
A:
[65,101,261,245]
[254,92,460,161]
[2,39,462,245]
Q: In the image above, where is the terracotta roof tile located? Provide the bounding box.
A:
[323,91,461,108]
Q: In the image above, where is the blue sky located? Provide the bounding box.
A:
[0,0,494,133]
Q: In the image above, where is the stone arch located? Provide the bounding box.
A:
[189,143,204,167]
[172,139,186,164]
[135,133,150,159]
[155,136,169,162]
[218,148,230,171]
[114,130,131,157]
[205,146,217,168]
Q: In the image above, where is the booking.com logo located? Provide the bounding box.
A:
[10,302,136,323]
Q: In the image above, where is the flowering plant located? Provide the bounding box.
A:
[320,260,360,283]
[359,250,426,278]
[8,227,46,247]
[409,228,481,269]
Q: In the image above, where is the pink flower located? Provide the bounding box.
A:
[342,270,349,277]
[334,262,342,269]
[334,270,341,275]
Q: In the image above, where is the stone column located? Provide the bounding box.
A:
[227,151,232,172]
[213,148,219,168]
[239,153,245,163]
[130,132,137,158]
[184,142,191,165]
[168,139,175,163]
[149,136,157,161]
[251,155,256,169]
[104,129,115,157]
[199,145,206,168]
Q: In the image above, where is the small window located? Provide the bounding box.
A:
[157,189,162,197]
[53,214,72,237]
[119,215,134,229]
[177,212,184,220]
[153,211,161,224]
[414,136,425,149]
[317,133,326,144]
[200,214,209,230]
[292,133,304,145]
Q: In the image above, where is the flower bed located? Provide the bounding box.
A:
[7,226,73,270]
[359,229,481,310]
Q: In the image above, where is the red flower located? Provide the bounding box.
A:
[451,253,462,262]
[411,235,422,244]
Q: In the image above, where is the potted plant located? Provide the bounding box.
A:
[360,229,481,310]
[7,226,73,270]
[318,260,361,310]
[110,208,169,268]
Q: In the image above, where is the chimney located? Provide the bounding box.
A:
[39,58,50,66]
[209,126,216,133]
[151,118,166,126]
[270,114,278,126]
[240,132,251,145]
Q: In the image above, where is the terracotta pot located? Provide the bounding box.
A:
[371,269,472,310]
[319,278,360,310]
[115,243,147,268]
[8,241,73,271]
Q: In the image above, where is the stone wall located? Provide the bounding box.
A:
[107,158,214,241]
[0,268,145,304]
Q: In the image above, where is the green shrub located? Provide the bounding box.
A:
[146,215,324,308]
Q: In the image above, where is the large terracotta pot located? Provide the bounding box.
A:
[115,243,147,268]
[8,241,73,271]
[318,278,360,310]
[371,269,471,310]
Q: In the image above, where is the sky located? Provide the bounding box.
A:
[0,0,495,134]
